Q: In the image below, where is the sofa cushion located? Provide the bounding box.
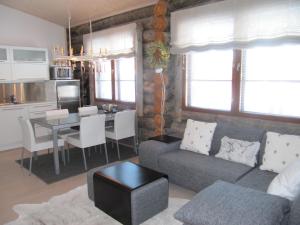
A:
[236,168,277,192]
[210,121,265,155]
[260,132,300,173]
[174,180,290,225]
[139,140,181,171]
[215,136,260,167]
[267,160,300,201]
[180,119,217,155]
[290,194,300,225]
[259,127,300,165]
[158,150,252,192]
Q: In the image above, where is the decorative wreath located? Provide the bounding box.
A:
[146,41,170,70]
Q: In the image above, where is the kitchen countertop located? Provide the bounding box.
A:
[0,101,57,108]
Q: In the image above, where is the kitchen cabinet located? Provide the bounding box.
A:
[11,47,49,81]
[0,46,49,82]
[28,102,57,137]
[0,102,57,151]
[12,48,47,63]
[12,63,49,80]
[0,106,27,150]
[0,46,13,81]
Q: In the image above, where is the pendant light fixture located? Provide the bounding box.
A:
[53,13,94,63]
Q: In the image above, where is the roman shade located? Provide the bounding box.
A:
[83,23,136,58]
[170,0,300,54]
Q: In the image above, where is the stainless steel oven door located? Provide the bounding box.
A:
[56,80,80,102]
[58,100,80,113]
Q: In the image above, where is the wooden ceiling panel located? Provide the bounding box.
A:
[0,0,157,27]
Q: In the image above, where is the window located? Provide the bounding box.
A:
[95,57,136,103]
[184,44,300,121]
[241,45,300,118]
[95,60,112,100]
[185,50,233,111]
[115,57,136,102]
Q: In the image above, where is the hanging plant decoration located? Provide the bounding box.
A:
[146,41,170,72]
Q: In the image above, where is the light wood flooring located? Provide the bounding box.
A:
[0,148,195,225]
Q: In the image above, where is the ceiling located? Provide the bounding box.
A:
[0,0,157,27]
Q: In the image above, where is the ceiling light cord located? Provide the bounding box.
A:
[68,15,72,56]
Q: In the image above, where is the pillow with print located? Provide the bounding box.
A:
[260,132,300,173]
[180,119,217,155]
[215,136,260,167]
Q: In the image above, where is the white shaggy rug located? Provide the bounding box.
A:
[6,185,188,225]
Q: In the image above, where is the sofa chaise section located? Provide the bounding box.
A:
[175,181,291,225]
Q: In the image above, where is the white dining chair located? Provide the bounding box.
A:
[19,117,65,175]
[46,109,79,140]
[66,114,108,170]
[105,110,137,160]
[46,109,69,119]
[45,109,79,160]
[78,106,98,116]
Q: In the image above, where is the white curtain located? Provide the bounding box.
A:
[171,0,300,53]
[83,23,136,58]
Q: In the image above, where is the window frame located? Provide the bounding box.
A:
[182,50,300,124]
[93,58,136,107]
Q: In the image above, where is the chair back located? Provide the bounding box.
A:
[114,110,136,140]
[78,106,98,116]
[46,109,69,119]
[80,114,106,148]
[18,117,36,151]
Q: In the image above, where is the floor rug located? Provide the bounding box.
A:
[16,142,137,184]
[5,185,188,225]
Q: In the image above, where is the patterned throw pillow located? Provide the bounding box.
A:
[260,132,300,173]
[215,136,260,167]
[180,119,217,155]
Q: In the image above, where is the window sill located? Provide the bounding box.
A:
[183,106,300,124]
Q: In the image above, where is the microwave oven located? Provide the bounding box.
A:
[50,66,73,80]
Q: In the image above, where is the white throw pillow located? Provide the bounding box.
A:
[180,119,217,155]
[215,136,260,167]
[260,132,300,173]
[267,160,300,201]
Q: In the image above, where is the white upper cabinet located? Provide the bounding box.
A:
[0,46,13,81]
[0,47,9,62]
[12,47,48,63]
[0,46,49,81]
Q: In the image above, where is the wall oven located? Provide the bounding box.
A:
[54,80,80,113]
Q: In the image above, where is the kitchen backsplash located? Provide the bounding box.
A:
[0,81,56,104]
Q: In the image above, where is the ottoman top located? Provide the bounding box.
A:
[94,162,167,191]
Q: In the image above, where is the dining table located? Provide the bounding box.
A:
[30,111,115,175]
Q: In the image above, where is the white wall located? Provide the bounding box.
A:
[0,4,66,62]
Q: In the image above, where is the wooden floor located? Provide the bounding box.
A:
[0,148,195,225]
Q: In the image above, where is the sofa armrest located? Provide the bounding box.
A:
[289,194,300,225]
[139,140,181,171]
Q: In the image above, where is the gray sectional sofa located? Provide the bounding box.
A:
[139,120,300,225]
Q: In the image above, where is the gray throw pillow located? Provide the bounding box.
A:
[174,181,290,225]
